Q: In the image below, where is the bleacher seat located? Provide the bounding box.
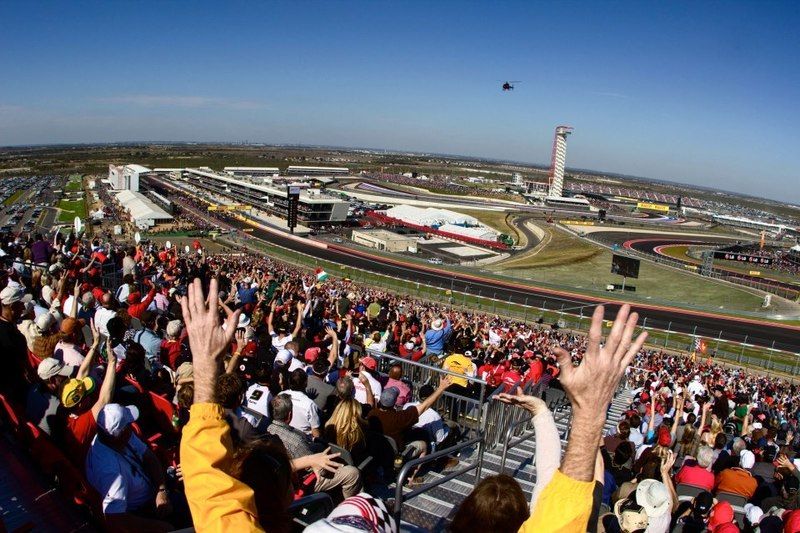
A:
[290,492,334,532]
[25,422,103,518]
[327,442,373,471]
[715,492,748,526]
[676,483,708,502]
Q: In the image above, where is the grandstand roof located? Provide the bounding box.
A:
[125,164,152,174]
[115,190,173,222]
[384,205,479,227]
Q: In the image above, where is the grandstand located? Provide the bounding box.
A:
[286,165,350,176]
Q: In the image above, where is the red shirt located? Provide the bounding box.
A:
[501,370,522,392]
[674,464,715,491]
[526,359,544,385]
[64,409,96,467]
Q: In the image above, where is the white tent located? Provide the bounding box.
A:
[438,223,497,241]
[115,190,173,228]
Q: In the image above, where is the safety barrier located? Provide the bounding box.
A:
[393,437,484,527]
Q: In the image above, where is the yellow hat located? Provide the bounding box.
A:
[60,377,96,408]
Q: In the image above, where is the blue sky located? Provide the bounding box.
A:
[1,1,798,202]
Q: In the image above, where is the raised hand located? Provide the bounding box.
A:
[180,278,241,404]
[553,304,647,413]
[556,304,648,482]
[496,386,548,416]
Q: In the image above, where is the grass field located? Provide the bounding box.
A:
[498,221,601,268]
[491,223,779,313]
[3,189,23,206]
[64,176,83,192]
[57,199,87,222]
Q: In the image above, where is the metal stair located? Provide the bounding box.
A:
[399,390,634,531]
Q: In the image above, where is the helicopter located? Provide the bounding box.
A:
[502,81,521,91]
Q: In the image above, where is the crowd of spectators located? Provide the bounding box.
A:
[363,172,522,203]
[1,225,799,532]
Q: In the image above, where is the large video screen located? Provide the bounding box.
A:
[611,254,640,279]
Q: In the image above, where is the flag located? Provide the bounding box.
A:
[315,268,328,282]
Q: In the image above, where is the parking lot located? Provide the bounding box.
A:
[0,175,64,235]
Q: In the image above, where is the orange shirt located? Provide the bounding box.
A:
[715,468,757,498]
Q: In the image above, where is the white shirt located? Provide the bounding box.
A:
[270,332,293,351]
[94,307,117,339]
[281,390,320,434]
[116,284,131,305]
[245,383,272,420]
[405,401,448,444]
[85,433,152,514]
[287,357,306,373]
[54,341,85,366]
[353,372,382,405]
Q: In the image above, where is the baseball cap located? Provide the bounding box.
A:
[304,347,322,363]
[740,449,756,469]
[274,349,293,367]
[404,341,415,351]
[744,503,764,526]
[60,376,96,408]
[694,491,714,515]
[657,426,672,447]
[708,501,734,530]
[0,285,25,305]
[97,403,139,437]
[35,312,55,332]
[60,316,85,336]
[37,358,75,380]
[379,387,399,408]
[304,492,396,533]
[360,356,377,371]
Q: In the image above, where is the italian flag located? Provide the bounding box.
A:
[315,268,329,282]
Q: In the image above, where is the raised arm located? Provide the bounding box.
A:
[90,340,117,420]
[496,387,561,511]
[519,304,647,533]
[178,278,262,531]
[291,301,303,338]
[77,319,101,380]
[416,376,452,416]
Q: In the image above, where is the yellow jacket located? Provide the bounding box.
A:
[180,403,263,532]
[519,470,595,532]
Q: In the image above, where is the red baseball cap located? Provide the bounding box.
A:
[360,356,377,371]
[304,347,322,363]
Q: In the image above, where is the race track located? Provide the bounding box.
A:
[226,214,800,353]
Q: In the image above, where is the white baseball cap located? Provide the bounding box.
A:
[274,349,292,367]
[37,358,75,380]
[97,404,140,438]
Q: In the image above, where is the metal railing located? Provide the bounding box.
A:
[393,436,484,527]
[498,407,573,475]
[368,349,489,438]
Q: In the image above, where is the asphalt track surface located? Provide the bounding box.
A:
[221,214,800,353]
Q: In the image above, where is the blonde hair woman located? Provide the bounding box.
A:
[324,397,366,452]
